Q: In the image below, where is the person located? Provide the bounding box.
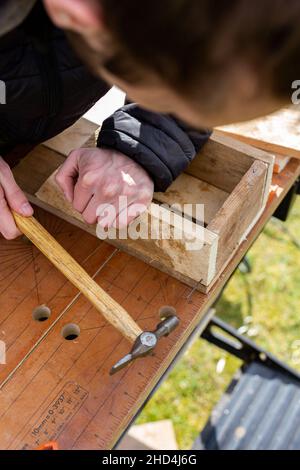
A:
[1,0,298,240]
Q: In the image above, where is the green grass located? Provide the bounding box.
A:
[137,197,300,449]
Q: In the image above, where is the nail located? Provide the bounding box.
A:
[21,203,33,216]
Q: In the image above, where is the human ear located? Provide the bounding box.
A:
[43,0,103,33]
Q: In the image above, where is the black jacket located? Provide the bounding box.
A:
[0,2,211,191]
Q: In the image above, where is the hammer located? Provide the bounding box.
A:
[13,212,179,374]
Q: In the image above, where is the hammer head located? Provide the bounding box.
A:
[110,307,179,375]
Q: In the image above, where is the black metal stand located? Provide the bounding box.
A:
[201,316,300,382]
[195,316,300,450]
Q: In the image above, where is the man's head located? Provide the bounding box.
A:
[44,0,300,128]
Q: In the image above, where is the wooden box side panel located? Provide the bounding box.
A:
[185,132,274,194]
[185,133,254,192]
[35,172,219,286]
[154,173,229,226]
[207,160,269,274]
[12,128,273,290]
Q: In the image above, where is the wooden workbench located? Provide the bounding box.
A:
[0,149,299,449]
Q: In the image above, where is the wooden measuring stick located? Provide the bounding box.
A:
[13,212,142,343]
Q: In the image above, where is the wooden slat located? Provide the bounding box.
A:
[44,118,98,155]
[207,160,268,274]
[215,131,291,174]
[154,173,229,225]
[185,132,273,193]
[13,131,273,290]
[35,172,219,286]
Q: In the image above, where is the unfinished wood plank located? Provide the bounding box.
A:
[185,135,252,192]
[33,167,229,227]
[154,173,229,225]
[217,106,300,158]
[117,210,219,286]
[12,132,273,290]
[215,131,290,174]
[185,132,273,210]
[208,160,268,274]
[44,118,98,155]
[12,131,274,291]
[35,172,219,286]
[185,132,273,193]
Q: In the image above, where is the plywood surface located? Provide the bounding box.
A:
[0,157,299,449]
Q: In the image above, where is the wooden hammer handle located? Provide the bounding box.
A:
[13,212,142,343]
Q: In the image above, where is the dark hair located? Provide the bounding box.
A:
[100,0,300,102]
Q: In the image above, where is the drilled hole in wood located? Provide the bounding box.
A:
[61,323,80,341]
[32,305,51,322]
[159,305,177,320]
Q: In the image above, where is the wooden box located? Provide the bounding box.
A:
[12,121,274,293]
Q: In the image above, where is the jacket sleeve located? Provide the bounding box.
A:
[96,103,212,192]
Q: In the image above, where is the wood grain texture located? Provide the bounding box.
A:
[44,118,98,156]
[12,129,273,290]
[0,159,299,450]
[207,160,268,274]
[35,173,219,286]
[185,135,252,193]
[0,209,113,386]
[13,212,142,343]
[25,193,220,293]
[0,114,297,449]
[154,173,229,225]
[217,107,300,159]
[33,133,272,288]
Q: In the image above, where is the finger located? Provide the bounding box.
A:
[97,203,118,229]
[82,191,119,225]
[72,175,95,213]
[83,191,126,225]
[82,181,127,225]
[0,157,33,216]
[113,186,153,229]
[55,151,79,202]
[0,185,22,239]
[97,191,133,228]
[81,195,100,225]
[114,202,148,229]
[73,166,117,213]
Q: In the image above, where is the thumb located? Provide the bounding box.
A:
[0,157,33,216]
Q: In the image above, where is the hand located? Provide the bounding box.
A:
[0,156,33,240]
[55,148,154,228]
